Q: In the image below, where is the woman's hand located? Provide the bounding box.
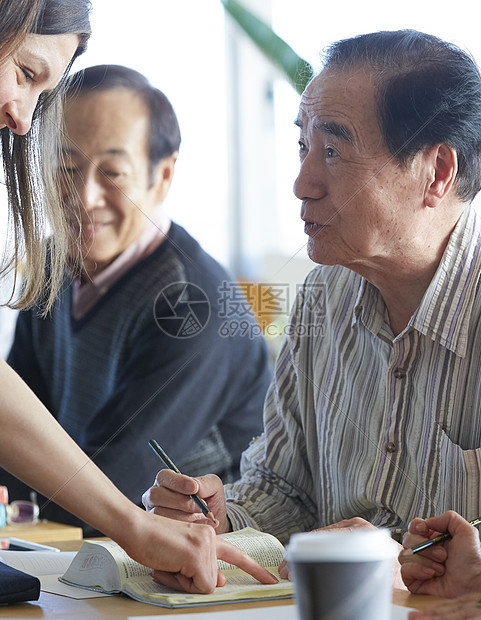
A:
[119,509,277,594]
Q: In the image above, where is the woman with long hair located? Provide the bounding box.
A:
[0,0,273,593]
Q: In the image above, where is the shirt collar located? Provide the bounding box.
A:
[411,204,481,356]
[72,211,170,319]
[353,204,481,356]
[353,277,385,335]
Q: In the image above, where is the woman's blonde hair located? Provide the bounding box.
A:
[0,0,91,312]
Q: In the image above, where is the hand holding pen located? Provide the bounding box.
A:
[410,516,481,554]
[148,440,217,525]
[399,510,481,598]
[143,441,231,533]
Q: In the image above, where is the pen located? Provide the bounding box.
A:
[411,517,481,554]
[148,439,217,525]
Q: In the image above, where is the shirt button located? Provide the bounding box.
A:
[391,528,403,543]
[394,368,406,379]
[386,442,397,453]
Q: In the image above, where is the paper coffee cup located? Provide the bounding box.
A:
[286,528,398,620]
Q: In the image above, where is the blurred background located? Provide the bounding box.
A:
[1,0,481,356]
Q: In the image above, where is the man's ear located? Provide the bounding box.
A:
[152,151,178,203]
[424,144,457,208]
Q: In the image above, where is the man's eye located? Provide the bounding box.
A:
[326,147,338,158]
[298,140,307,157]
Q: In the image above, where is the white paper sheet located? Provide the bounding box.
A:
[39,574,111,599]
[0,550,110,599]
[129,602,415,619]
[0,550,76,575]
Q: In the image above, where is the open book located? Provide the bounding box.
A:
[59,527,293,607]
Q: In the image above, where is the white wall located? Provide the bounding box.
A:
[270,0,481,265]
[2,0,481,353]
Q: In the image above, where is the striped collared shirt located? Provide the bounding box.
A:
[226,204,481,544]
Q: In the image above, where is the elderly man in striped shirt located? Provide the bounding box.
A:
[143,29,481,583]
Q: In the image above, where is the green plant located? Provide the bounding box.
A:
[220,0,313,94]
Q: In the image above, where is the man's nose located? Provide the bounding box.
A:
[79,175,106,211]
[293,154,327,202]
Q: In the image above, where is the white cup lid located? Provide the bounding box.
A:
[286,528,398,562]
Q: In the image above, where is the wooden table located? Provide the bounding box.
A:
[0,539,447,619]
[0,520,82,543]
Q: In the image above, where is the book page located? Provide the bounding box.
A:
[217,528,285,573]
[61,540,152,593]
[89,540,151,582]
[123,572,293,607]
[61,541,122,592]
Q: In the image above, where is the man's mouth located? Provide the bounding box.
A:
[303,221,324,235]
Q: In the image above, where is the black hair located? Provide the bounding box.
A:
[322,30,481,202]
[0,0,92,312]
[66,64,181,184]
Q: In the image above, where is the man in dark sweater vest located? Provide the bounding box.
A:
[3,65,271,535]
